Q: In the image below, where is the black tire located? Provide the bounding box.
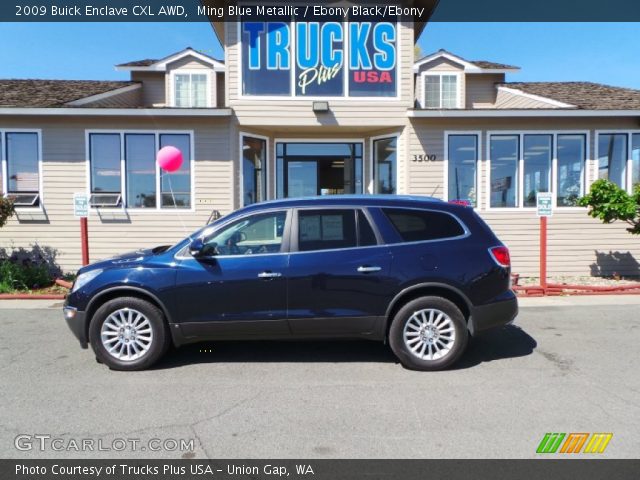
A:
[89,297,170,371]
[389,296,468,371]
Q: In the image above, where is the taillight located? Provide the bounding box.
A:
[489,246,511,268]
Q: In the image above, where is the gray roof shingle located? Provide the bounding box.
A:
[472,60,520,70]
[116,59,157,67]
[0,79,138,107]
[502,81,640,110]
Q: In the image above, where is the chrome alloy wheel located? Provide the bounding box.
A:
[100,308,153,361]
[403,308,456,361]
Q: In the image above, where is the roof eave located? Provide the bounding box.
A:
[408,109,640,118]
[0,107,233,116]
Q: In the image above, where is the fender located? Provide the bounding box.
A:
[86,285,174,325]
[384,282,473,320]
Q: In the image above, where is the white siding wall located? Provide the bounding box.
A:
[408,117,640,277]
[131,72,166,107]
[465,74,504,108]
[0,116,233,272]
[82,87,143,108]
[495,89,562,109]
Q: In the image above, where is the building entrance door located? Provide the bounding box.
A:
[277,142,363,198]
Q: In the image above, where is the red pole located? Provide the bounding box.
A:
[80,217,89,266]
[540,216,547,292]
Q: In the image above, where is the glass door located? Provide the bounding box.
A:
[287,161,318,198]
[277,143,363,198]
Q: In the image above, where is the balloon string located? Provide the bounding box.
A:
[163,171,189,236]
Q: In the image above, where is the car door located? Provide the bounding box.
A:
[173,209,291,339]
[287,208,393,336]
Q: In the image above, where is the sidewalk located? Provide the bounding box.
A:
[517,294,640,307]
[0,296,639,310]
[0,299,64,309]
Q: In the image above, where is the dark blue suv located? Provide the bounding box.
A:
[64,195,517,371]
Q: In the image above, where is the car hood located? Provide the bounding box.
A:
[77,247,167,274]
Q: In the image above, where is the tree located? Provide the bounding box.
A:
[414,45,423,61]
[578,179,640,235]
[0,197,15,228]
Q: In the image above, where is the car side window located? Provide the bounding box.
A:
[382,208,465,242]
[203,211,287,255]
[357,210,378,246]
[298,209,357,252]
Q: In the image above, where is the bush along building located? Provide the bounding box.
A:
[1,19,640,278]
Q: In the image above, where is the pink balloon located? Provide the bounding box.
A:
[157,146,183,173]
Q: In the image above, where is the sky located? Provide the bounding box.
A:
[1,22,639,89]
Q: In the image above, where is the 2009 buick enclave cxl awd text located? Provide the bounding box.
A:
[63,195,518,371]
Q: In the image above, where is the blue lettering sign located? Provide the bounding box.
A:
[267,22,290,70]
[296,22,319,69]
[241,21,397,97]
[321,22,343,68]
[373,23,396,71]
[243,22,264,70]
[349,23,372,70]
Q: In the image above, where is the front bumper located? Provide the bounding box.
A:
[469,291,518,335]
[63,306,89,349]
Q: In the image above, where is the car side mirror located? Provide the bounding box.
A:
[189,239,219,259]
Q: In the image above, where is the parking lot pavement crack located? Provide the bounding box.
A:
[190,392,262,428]
[0,393,262,441]
[189,424,213,459]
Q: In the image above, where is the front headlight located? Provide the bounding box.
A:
[71,269,103,293]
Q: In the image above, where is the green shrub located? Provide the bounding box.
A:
[0,260,52,293]
[0,197,15,228]
[578,180,640,235]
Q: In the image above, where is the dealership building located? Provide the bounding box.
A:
[1,16,640,277]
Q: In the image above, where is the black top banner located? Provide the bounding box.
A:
[3,0,640,22]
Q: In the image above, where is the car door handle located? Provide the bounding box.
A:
[357,266,382,273]
[257,271,282,279]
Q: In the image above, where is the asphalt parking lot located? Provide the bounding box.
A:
[0,297,639,459]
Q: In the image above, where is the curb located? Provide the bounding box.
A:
[0,294,66,300]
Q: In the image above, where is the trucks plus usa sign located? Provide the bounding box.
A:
[241,21,397,97]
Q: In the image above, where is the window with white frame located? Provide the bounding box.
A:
[1,131,41,208]
[447,134,478,206]
[557,134,586,206]
[241,135,267,207]
[424,74,459,109]
[89,132,192,209]
[598,132,640,192]
[373,136,397,194]
[633,133,640,188]
[172,72,209,107]
[489,133,587,209]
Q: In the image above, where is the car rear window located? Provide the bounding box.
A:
[382,208,465,242]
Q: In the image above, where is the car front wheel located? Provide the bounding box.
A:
[89,297,170,371]
[389,296,468,371]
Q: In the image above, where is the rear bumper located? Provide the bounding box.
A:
[469,291,518,335]
[63,306,89,349]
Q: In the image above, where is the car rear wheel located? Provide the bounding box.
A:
[389,296,468,371]
[89,297,170,371]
